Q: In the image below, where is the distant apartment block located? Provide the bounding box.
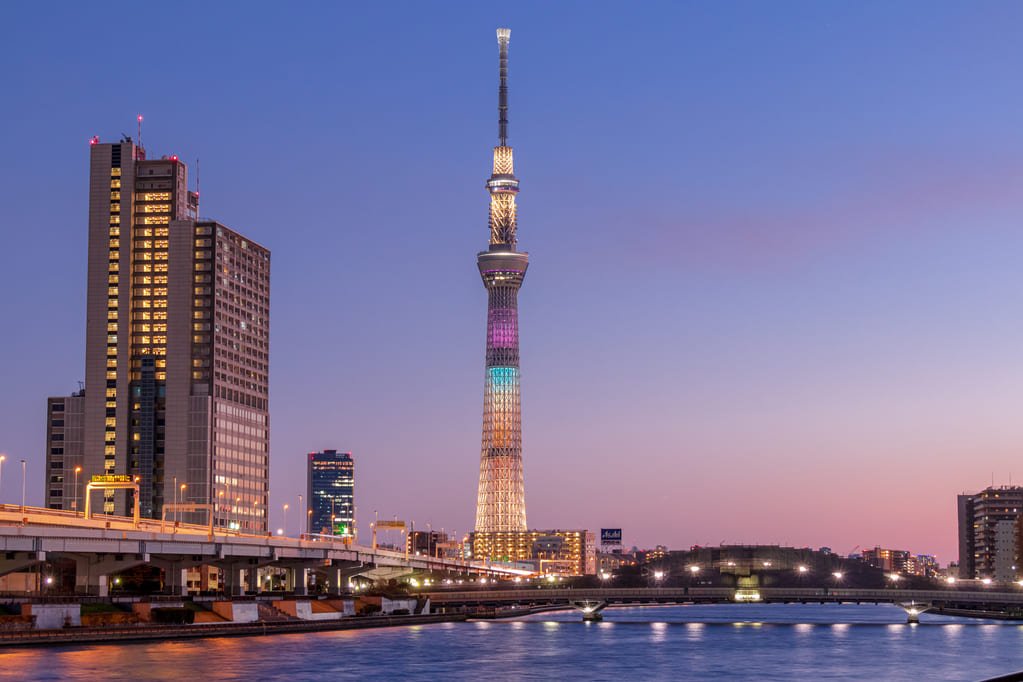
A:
[958,486,1023,581]
[44,392,85,510]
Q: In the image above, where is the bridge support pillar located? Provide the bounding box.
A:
[570,600,608,621]
[223,567,247,596]
[897,602,931,624]
[165,567,188,597]
[294,568,309,596]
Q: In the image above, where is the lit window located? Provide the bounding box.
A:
[154,228,169,237]
[154,240,169,249]
[110,179,121,188]
[110,168,121,177]
[104,445,115,455]
[105,400,116,409]
[105,417,116,427]
[153,311,167,320]
[154,287,167,296]
[141,192,170,201]
[153,323,167,332]
[110,203,120,212]
[153,276,168,284]
[155,359,166,368]
[109,217,120,225]
[154,299,167,308]
[154,252,168,261]
[139,216,170,225]
[108,275,118,284]
[110,191,120,200]
[107,323,117,332]
[155,264,168,272]
[155,371,167,380]
[106,388,116,398]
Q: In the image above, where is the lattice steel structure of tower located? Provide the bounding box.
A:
[474,28,529,533]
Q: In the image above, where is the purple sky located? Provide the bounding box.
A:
[3,2,1023,563]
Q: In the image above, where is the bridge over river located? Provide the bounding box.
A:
[427,586,1023,622]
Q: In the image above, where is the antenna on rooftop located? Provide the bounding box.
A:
[196,157,200,216]
[137,114,143,149]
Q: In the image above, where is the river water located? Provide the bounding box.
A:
[3,604,1022,680]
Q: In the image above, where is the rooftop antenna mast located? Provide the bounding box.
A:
[497,28,510,146]
[196,157,200,216]
[137,114,143,148]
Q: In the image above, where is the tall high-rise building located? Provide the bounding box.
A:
[307,450,355,537]
[73,136,270,532]
[958,486,1023,580]
[474,28,529,534]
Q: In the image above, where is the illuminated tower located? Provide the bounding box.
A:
[474,28,529,533]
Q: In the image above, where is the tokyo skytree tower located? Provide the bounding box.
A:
[474,28,529,533]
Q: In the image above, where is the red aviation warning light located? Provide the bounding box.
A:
[90,136,99,145]
[170,155,178,161]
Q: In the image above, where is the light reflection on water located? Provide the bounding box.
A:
[1,604,1022,681]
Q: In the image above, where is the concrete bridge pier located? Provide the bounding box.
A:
[222,565,248,596]
[293,568,309,596]
[897,601,932,623]
[570,600,608,621]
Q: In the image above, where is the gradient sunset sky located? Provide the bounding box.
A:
[3,2,1023,563]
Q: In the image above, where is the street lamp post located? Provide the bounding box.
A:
[283,504,289,537]
[234,497,240,531]
[0,454,5,504]
[307,509,312,538]
[73,466,81,515]
[20,460,26,512]
[297,494,303,538]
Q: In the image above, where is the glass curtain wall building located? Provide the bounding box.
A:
[308,450,355,537]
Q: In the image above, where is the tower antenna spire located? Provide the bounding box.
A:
[137,114,143,149]
[497,28,510,146]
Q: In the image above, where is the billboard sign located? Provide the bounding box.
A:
[90,474,132,483]
[601,528,622,545]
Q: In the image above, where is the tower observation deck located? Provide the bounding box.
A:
[475,28,529,533]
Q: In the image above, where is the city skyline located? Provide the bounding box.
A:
[4,3,1023,562]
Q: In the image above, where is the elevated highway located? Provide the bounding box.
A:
[0,505,510,595]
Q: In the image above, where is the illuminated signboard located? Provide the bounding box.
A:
[90,475,132,483]
[375,520,406,530]
[600,529,622,546]
[333,522,350,536]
